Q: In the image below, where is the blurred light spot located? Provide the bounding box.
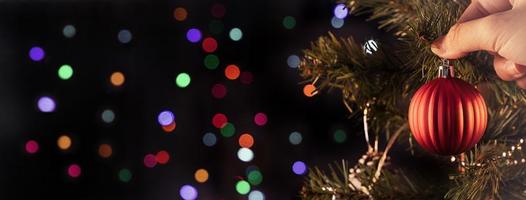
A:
[240,71,253,85]
[333,129,347,143]
[156,150,170,164]
[247,170,263,186]
[110,71,125,87]
[331,17,344,28]
[245,165,259,175]
[119,168,132,183]
[204,54,220,69]
[25,140,39,154]
[98,143,112,158]
[220,123,235,138]
[118,29,132,44]
[239,133,254,148]
[176,72,191,88]
[211,83,227,99]
[249,190,265,200]
[186,28,202,43]
[63,25,76,38]
[203,132,217,147]
[194,169,209,183]
[292,161,307,175]
[363,39,379,55]
[334,4,349,19]
[209,20,224,35]
[212,113,228,128]
[162,121,177,133]
[67,164,81,178]
[282,16,296,29]
[236,180,251,195]
[37,96,56,112]
[254,112,267,126]
[58,64,73,80]
[180,185,198,200]
[225,64,240,80]
[143,154,157,168]
[158,110,175,126]
[303,84,317,97]
[202,37,218,53]
[174,7,188,21]
[57,135,72,150]
[102,109,115,123]
[29,46,45,61]
[229,28,243,41]
[289,131,302,145]
[211,3,226,18]
[237,148,254,162]
[287,55,300,68]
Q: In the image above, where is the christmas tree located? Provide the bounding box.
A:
[298,0,526,199]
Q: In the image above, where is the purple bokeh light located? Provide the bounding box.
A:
[292,161,307,175]
[29,46,45,61]
[186,28,202,43]
[333,4,348,19]
[157,110,175,126]
[180,185,198,200]
[37,96,56,112]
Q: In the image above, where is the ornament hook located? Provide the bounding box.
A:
[438,59,454,78]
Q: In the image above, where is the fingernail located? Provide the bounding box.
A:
[507,62,526,79]
[431,37,445,55]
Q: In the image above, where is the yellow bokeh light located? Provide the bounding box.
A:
[57,135,72,150]
[194,169,209,183]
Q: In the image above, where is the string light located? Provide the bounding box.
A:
[37,96,56,112]
[57,135,72,150]
[180,185,198,200]
[25,140,39,154]
[289,131,303,145]
[204,54,220,69]
[331,17,344,29]
[303,84,317,97]
[29,46,45,61]
[287,55,300,68]
[239,133,254,148]
[143,154,157,168]
[194,169,209,183]
[292,161,307,175]
[119,168,132,183]
[224,64,240,80]
[156,150,170,164]
[333,4,349,19]
[248,190,265,200]
[118,29,132,44]
[202,132,217,147]
[67,164,82,178]
[176,73,191,88]
[98,143,112,158]
[229,28,243,41]
[237,148,254,162]
[63,25,76,38]
[236,180,251,195]
[101,109,115,123]
[110,72,125,87]
[221,123,235,137]
[174,7,188,21]
[282,16,296,29]
[186,28,202,43]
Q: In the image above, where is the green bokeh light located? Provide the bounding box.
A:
[282,16,296,29]
[204,54,220,70]
[247,170,263,186]
[118,168,132,183]
[175,73,191,88]
[220,123,235,138]
[58,64,73,80]
[229,28,243,41]
[235,180,251,195]
[333,129,347,143]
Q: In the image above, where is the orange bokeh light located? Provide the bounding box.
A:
[194,168,209,183]
[110,72,125,87]
[57,135,72,150]
[224,64,240,80]
[238,133,254,148]
[98,143,113,158]
[174,7,188,21]
[303,84,317,97]
[162,121,177,133]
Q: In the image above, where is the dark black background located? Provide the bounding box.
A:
[0,0,395,199]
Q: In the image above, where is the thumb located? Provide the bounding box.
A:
[431,13,508,59]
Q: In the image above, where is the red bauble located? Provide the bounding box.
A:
[408,74,488,155]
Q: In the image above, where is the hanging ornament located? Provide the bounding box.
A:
[408,60,488,155]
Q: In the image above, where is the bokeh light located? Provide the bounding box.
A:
[282,16,296,29]
[101,109,115,123]
[211,3,226,18]
[220,122,235,137]
[334,4,349,19]
[303,84,317,97]
[29,46,45,61]
[143,154,157,168]
[186,28,202,43]
[176,72,191,88]
[98,143,112,158]
[237,148,254,162]
[202,37,218,53]
[57,135,72,150]
[229,28,243,41]
[209,20,224,35]
[225,64,240,80]
[247,169,263,185]
[333,129,347,143]
[118,29,132,44]
[194,169,209,183]
[37,96,56,112]
[289,131,303,145]
[158,110,175,126]
[204,54,220,70]
[118,168,132,183]
[174,7,188,21]
[58,64,73,80]
[287,55,300,68]
[240,71,253,85]
[202,132,218,147]
[63,25,76,38]
[249,190,265,200]
[292,161,307,175]
[25,140,39,154]
[156,150,170,164]
[254,112,267,126]
[162,121,177,133]
[236,180,251,195]
[212,113,228,128]
[67,164,81,178]
[180,185,198,200]
[110,71,125,87]
[211,83,227,99]
[331,17,344,29]
[239,133,254,148]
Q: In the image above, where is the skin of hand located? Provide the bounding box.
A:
[431,0,526,88]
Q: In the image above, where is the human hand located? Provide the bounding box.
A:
[431,0,526,88]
